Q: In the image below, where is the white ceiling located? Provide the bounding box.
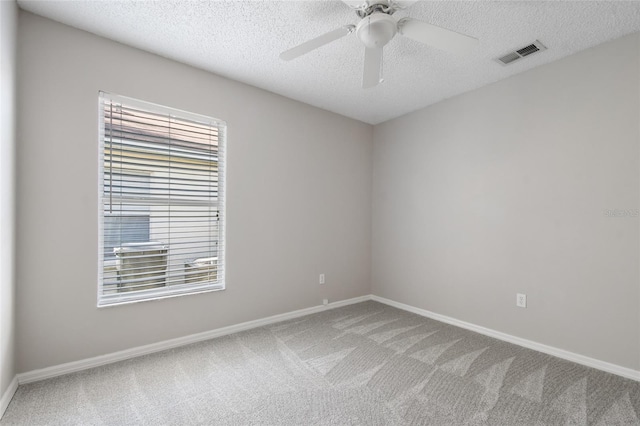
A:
[17,0,640,124]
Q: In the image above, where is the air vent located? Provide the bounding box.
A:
[498,52,520,65]
[516,43,539,57]
[496,40,546,66]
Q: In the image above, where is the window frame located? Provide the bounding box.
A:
[97,92,226,307]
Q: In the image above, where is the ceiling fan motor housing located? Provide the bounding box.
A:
[356,12,397,48]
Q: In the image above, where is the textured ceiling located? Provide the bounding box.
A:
[17,0,640,124]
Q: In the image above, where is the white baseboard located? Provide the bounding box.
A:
[371,295,640,382]
[0,376,18,420]
[17,295,371,385]
[16,293,637,387]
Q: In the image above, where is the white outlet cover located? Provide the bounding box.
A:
[516,293,527,308]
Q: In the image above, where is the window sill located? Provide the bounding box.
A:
[97,282,225,308]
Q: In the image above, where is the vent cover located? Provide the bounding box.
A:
[496,40,546,65]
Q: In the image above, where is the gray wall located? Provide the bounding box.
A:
[16,11,372,373]
[0,0,17,398]
[372,33,640,370]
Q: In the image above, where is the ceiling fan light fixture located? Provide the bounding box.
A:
[356,12,397,49]
[280,1,478,88]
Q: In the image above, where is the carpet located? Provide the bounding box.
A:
[2,301,639,425]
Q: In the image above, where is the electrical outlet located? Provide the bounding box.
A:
[323,298,328,305]
[516,293,527,308]
[319,274,325,285]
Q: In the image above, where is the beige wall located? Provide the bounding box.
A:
[372,33,640,370]
[16,12,372,373]
[1,0,17,398]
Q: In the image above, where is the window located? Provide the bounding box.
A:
[98,92,225,306]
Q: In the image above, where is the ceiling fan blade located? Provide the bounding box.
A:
[280,25,355,61]
[398,18,478,55]
[362,47,383,89]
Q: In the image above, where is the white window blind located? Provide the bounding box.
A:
[98,92,226,306]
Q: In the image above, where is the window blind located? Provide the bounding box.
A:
[98,92,226,306]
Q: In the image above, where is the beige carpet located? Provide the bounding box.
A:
[2,301,639,425]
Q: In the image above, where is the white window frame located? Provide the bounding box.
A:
[97,92,226,307]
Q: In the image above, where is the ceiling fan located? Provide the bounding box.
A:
[280,0,478,89]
